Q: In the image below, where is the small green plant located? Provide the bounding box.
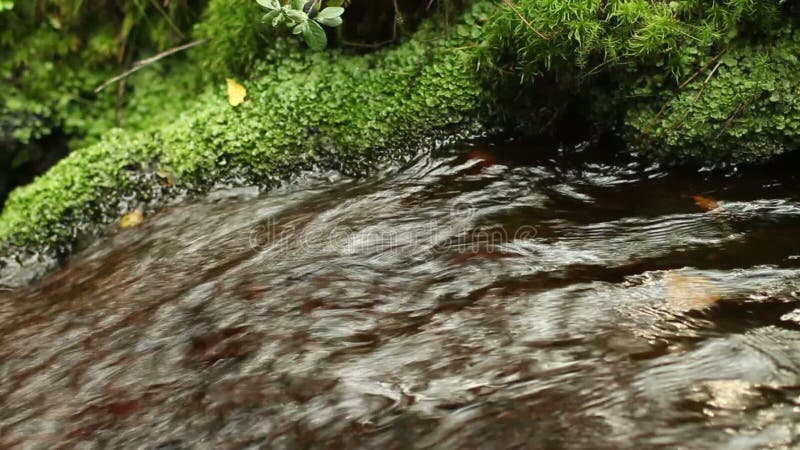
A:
[257,0,344,50]
[0,0,13,12]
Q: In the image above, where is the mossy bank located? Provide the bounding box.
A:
[1,0,799,256]
[0,1,494,254]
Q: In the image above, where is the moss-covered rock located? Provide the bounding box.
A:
[478,0,782,81]
[477,0,798,164]
[3,0,800,256]
[0,2,495,254]
[0,0,207,147]
[625,26,800,164]
[0,0,210,206]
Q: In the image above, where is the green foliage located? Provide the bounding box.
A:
[0,0,207,169]
[193,0,346,75]
[0,2,494,253]
[257,0,344,50]
[2,0,800,254]
[477,0,798,166]
[625,26,800,164]
[193,0,273,74]
[479,0,782,82]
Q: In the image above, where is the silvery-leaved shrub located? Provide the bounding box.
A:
[257,0,344,51]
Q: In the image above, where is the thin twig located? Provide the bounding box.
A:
[704,60,722,84]
[678,49,726,90]
[714,92,761,140]
[392,0,400,43]
[95,39,207,93]
[581,57,621,79]
[640,48,727,137]
[666,60,723,133]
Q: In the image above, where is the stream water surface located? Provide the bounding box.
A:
[2,138,800,449]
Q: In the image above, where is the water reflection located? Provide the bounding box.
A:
[2,138,800,449]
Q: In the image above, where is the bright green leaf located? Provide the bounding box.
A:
[286,9,307,23]
[272,11,284,27]
[317,7,344,20]
[262,10,279,23]
[317,16,342,28]
[303,19,327,51]
[256,0,280,10]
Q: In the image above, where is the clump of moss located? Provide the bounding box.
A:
[476,0,794,164]
[0,0,206,145]
[0,0,210,205]
[193,0,274,75]
[624,26,800,164]
[0,2,496,253]
[4,0,800,256]
[192,0,469,75]
[479,0,781,81]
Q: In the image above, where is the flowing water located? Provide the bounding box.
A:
[2,137,800,449]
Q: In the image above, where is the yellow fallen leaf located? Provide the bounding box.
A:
[665,273,721,311]
[120,210,144,229]
[226,78,247,106]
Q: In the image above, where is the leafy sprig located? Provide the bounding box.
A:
[257,0,344,51]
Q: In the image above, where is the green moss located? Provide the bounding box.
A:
[625,26,800,164]
[479,0,781,81]
[0,0,207,172]
[476,0,797,165]
[193,0,275,75]
[0,2,495,253]
[4,0,800,254]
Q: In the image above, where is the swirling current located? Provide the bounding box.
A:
[2,137,800,449]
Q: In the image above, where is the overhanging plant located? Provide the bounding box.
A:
[257,0,345,50]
